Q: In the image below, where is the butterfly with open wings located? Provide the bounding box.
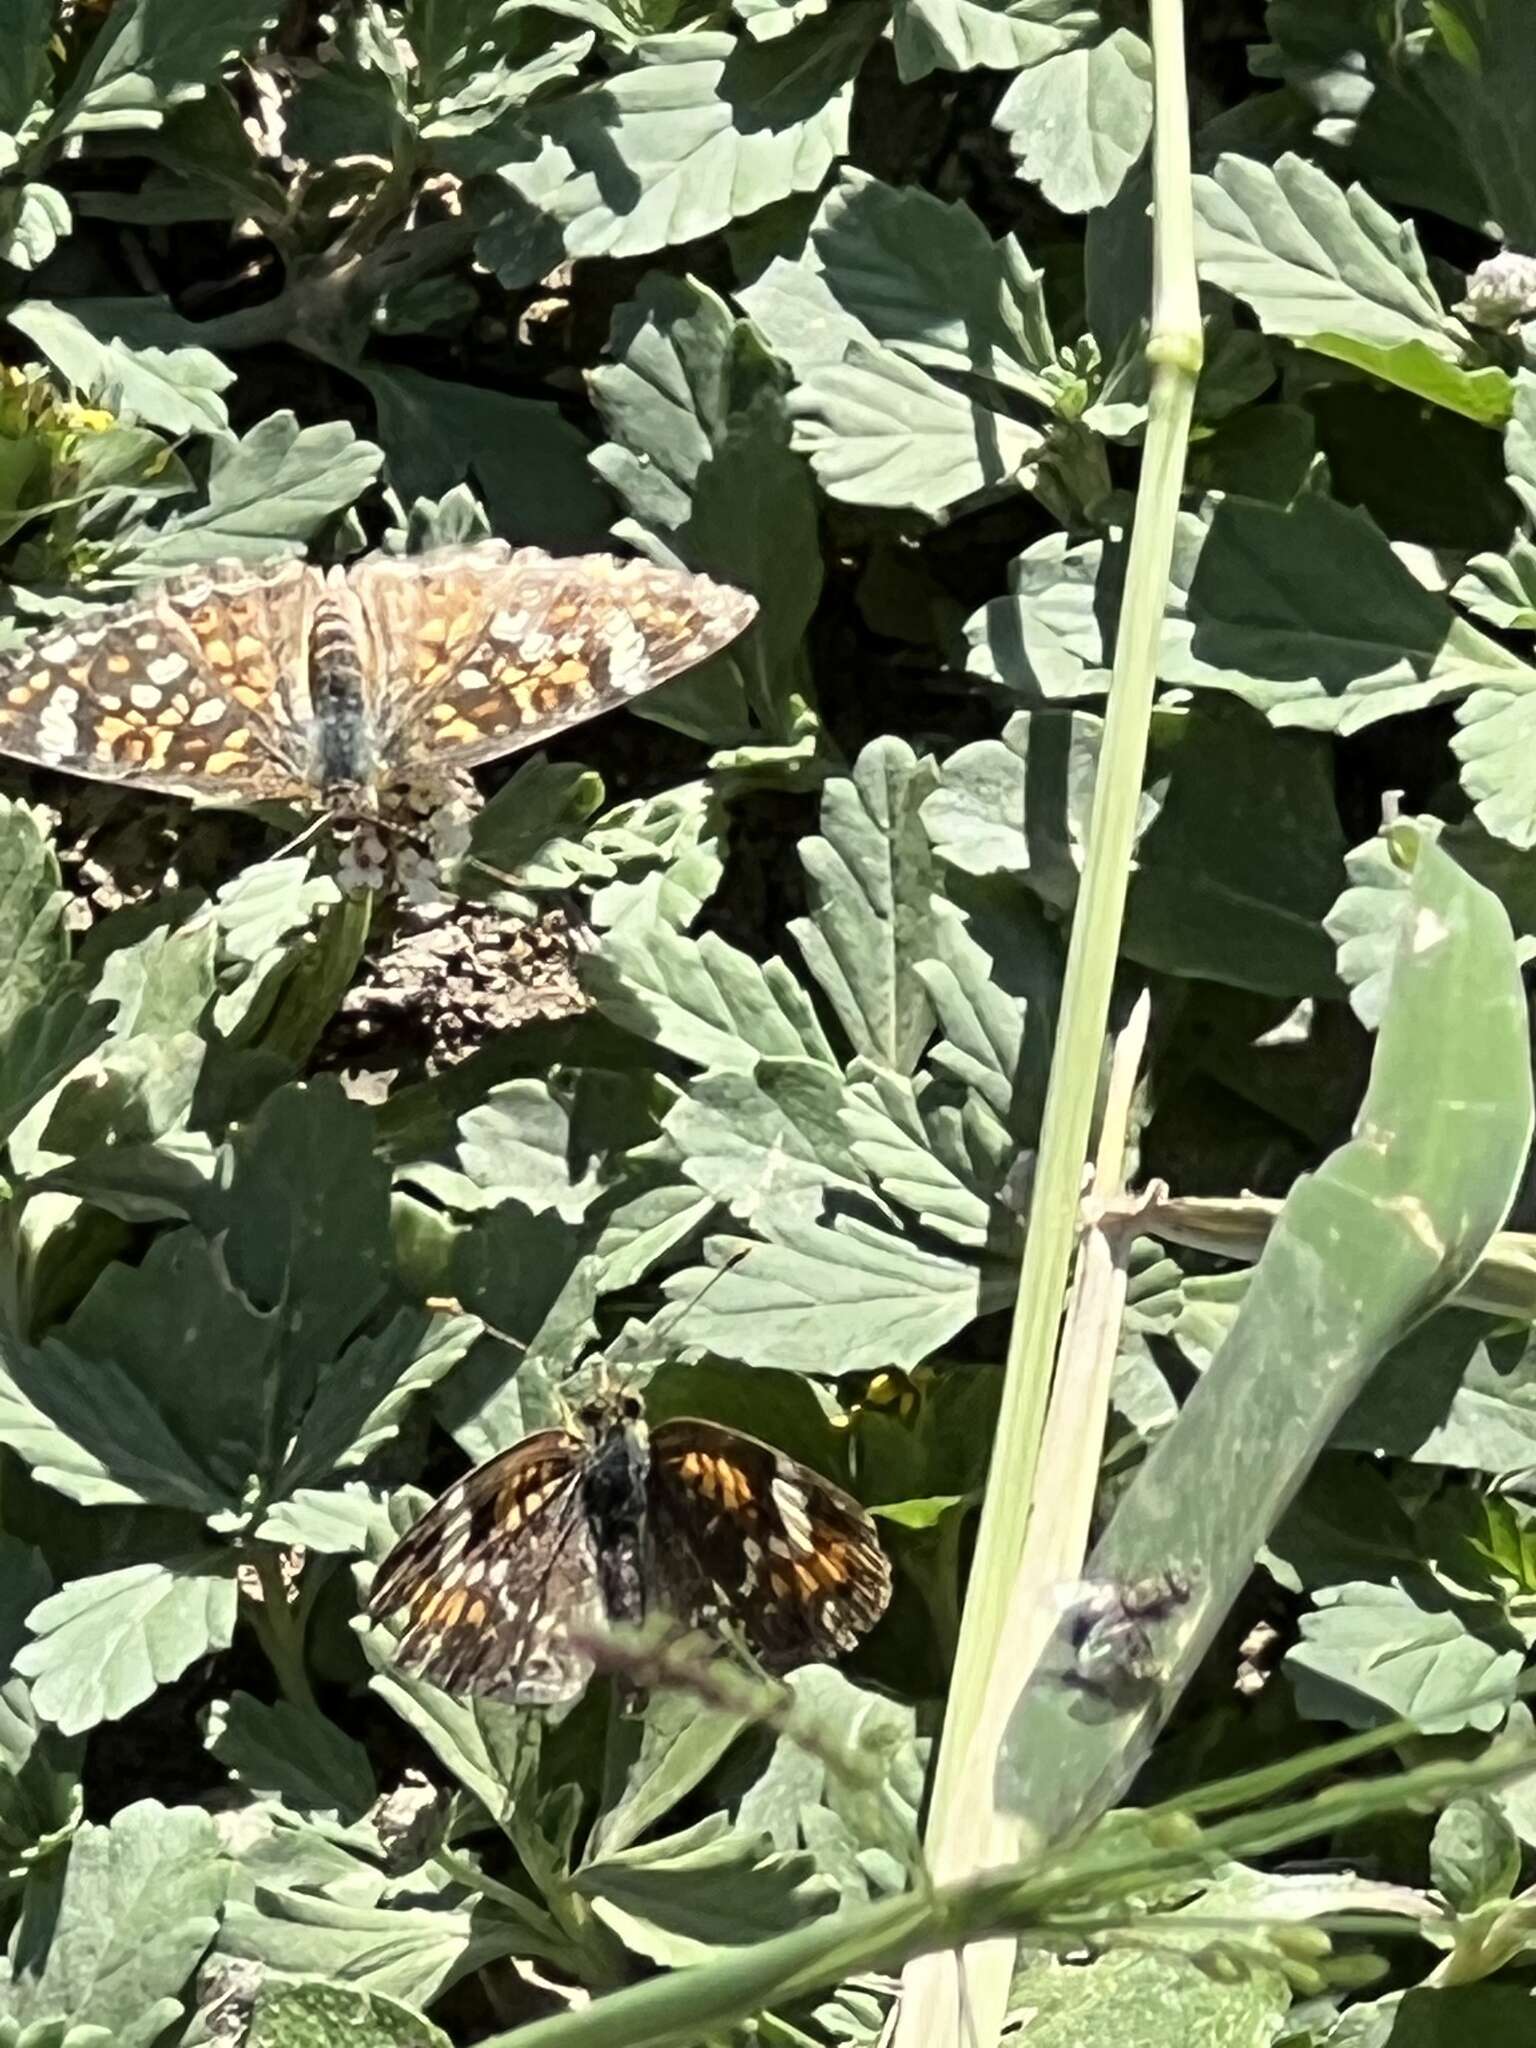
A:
[0,541,756,814]
[368,1390,892,1705]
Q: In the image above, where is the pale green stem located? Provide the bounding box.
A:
[898,0,1203,2036]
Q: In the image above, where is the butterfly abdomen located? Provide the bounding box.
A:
[583,1417,650,1627]
[307,588,376,793]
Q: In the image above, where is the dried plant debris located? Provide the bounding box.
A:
[337,899,591,1074]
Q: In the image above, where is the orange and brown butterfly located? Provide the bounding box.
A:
[0,541,756,814]
[367,1391,891,1705]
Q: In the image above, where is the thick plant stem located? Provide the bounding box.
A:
[893,2,1203,2041]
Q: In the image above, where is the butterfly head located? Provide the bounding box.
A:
[575,1385,646,1446]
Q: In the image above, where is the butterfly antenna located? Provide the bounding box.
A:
[461,851,522,893]
[608,1245,752,1389]
[424,1295,528,1358]
[265,810,330,865]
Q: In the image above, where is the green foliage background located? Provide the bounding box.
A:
[3,0,1536,2042]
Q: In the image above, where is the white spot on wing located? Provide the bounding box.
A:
[148,653,190,686]
[604,611,652,693]
[39,685,80,760]
[189,699,224,727]
[771,1476,816,1554]
[129,683,163,711]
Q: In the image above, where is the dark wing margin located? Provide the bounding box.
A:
[367,1428,604,1705]
[648,1418,891,1670]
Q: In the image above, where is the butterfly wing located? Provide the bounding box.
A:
[347,541,757,774]
[0,557,320,802]
[648,1419,891,1668]
[368,1428,605,1705]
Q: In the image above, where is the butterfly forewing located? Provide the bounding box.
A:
[648,1419,892,1666]
[367,1428,605,1705]
[348,542,759,772]
[0,556,320,802]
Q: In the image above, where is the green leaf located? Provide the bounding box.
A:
[890,0,1093,83]
[246,1984,451,2048]
[3,1800,225,2046]
[1326,825,1428,1029]
[916,895,1054,1145]
[1094,494,1536,736]
[1335,1317,1536,1473]
[14,1556,237,1735]
[1286,1579,1522,1736]
[487,11,883,268]
[110,412,382,573]
[360,366,613,552]
[1431,1795,1520,1913]
[743,172,1059,407]
[591,275,821,760]
[0,800,69,1046]
[0,2019,114,2047]
[590,1692,751,1860]
[1194,150,1455,353]
[221,1881,505,2011]
[0,1082,417,1516]
[993,30,1152,214]
[0,1238,265,1515]
[47,0,284,137]
[0,1538,82,1882]
[793,340,1042,516]
[574,1815,835,1965]
[367,1659,539,1828]
[1389,0,1536,254]
[841,1064,994,1248]
[660,1223,1007,1374]
[789,737,940,1074]
[921,707,1115,906]
[257,1484,381,1556]
[663,1059,871,1232]
[1001,823,1533,1830]
[1123,703,1346,997]
[0,0,52,135]
[741,193,1053,516]
[8,302,233,437]
[215,1079,391,1396]
[1003,1944,1286,2048]
[734,1666,922,1896]
[0,994,113,1158]
[276,1308,481,1496]
[1193,152,1508,422]
[414,1078,610,1221]
[206,1694,376,1828]
[0,187,71,273]
[587,917,837,1074]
